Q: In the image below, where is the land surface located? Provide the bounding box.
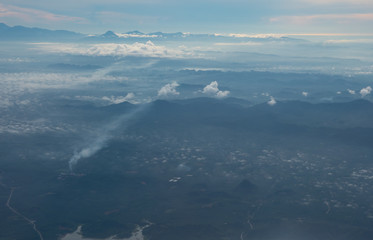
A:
[1,98,373,240]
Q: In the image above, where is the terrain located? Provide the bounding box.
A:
[1,97,373,240]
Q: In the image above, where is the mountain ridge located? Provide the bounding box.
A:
[0,23,304,43]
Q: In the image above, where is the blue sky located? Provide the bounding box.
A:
[1,0,373,34]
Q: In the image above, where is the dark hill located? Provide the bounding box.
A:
[0,23,84,41]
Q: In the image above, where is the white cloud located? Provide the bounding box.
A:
[347,89,356,94]
[115,33,159,38]
[267,96,277,106]
[216,90,230,98]
[360,86,372,97]
[202,81,219,95]
[227,33,285,38]
[34,41,194,58]
[302,91,308,97]
[0,57,33,63]
[215,42,262,46]
[202,81,230,98]
[102,92,137,104]
[158,82,180,97]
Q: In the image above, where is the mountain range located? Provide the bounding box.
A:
[0,23,302,43]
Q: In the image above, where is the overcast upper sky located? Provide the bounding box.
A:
[1,0,373,34]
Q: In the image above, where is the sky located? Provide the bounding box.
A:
[0,0,373,34]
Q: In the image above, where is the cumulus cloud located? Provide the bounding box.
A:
[201,81,230,98]
[360,86,372,97]
[267,96,277,106]
[347,89,356,94]
[202,81,219,95]
[158,82,180,97]
[216,90,230,98]
[34,41,193,58]
[102,93,137,104]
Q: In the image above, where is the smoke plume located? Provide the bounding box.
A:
[68,105,146,171]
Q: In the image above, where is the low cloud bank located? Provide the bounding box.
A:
[34,41,193,58]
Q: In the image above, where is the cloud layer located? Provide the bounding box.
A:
[35,41,193,58]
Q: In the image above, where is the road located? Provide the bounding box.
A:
[6,187,44,240]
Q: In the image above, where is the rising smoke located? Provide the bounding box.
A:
[68,105,146,171]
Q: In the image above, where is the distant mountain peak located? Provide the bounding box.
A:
[126,30,144,35]
[101,30,118,38]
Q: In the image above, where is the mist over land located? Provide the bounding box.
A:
[0,22,373,240]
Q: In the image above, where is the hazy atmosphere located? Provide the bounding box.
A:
[1,1,373,240]
[1,0,373,33]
